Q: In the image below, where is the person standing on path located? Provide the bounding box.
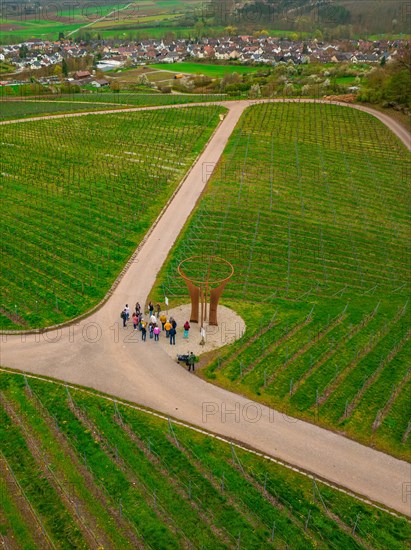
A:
[141,323,147,341]
[120,308,127,328]
[148,301,154,317]
[150,313,157,325]
[188,352,196,372]
[169,326,176,345]
[132,312,138,330]
[153,325,160,341]
[125,304,130,321]
[164,319,172,337]
[156,303,161,318]
[183,321,190,339]
[135,302,141,315]
[160,313,167,331]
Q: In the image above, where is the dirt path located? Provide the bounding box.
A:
[1,99,410,517]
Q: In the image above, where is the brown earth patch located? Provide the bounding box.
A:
[0,24,26,31]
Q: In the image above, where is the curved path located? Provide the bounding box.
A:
[1,99,410,517]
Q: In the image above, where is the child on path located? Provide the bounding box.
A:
[183,321,190,339]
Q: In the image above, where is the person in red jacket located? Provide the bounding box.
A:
[183,320,190,338]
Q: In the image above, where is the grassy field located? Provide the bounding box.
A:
[148,62,263,78]
[150,102,411,458]
[0,369,409,548]
[0,104,225,329]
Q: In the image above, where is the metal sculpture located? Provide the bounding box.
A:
[177,256,234,327]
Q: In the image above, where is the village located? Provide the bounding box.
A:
[0,33,407,88]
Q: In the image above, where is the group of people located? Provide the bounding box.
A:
[120,301,191,346]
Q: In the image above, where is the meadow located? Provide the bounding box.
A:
[0,369,409,548]
[0,104,225,329]
[148,62,263,78]
[150,102,411,457]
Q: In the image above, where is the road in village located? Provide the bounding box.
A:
[1,99,410,517]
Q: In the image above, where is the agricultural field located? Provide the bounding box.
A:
[0,99,126,120]
[0,369,409,548]
[0,0,205,42]
[0,93,226,121]
[0,104,225,329]
[151,102,411,458]
[148,62,263,78]
[0,3,126,41]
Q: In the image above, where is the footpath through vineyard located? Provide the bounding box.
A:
[1,99,410,518]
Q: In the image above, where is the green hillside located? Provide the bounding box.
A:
[0,105,225,329]
[0,369,409,548]
[151,102,411,458]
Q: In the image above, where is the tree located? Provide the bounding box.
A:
[224,25,237,36]
[210,0,234,25]
[194,21,205,39]
[384,69,411,107]
[248,83,261,98]
[314,29,323,41]
[110,80,120,93]
[19,44,28,59]
[53,64,62,78]
[254,29,269,38]
[136,74,150,86]
[62,58,68,77]
[283,82,294,96]
[164,31,176,43]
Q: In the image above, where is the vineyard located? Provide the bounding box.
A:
[0,99,125,121]
[0,93,226,121]
[151,102,411,457]
[0,369,409,549]
[0,104,225,329]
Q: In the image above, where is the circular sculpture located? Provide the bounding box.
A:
[177,256,234,327]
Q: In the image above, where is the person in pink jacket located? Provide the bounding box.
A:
[153,325,161,341]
